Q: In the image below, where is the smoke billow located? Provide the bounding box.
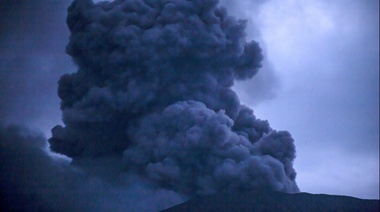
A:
[0,124,183,211]
[1,0,298,211]
[48,0,298,196]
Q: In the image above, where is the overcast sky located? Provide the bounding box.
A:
[0,0,378,200]
[229,0,379,199]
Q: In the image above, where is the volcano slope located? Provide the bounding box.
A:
[162,190,379,212]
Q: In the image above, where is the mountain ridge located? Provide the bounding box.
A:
[161,190,379,212]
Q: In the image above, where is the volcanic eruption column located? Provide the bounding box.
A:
[49,0,299,196]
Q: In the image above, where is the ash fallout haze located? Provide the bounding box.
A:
[0,0,378,211]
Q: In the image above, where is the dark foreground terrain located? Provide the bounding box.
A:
[162,190,379,212]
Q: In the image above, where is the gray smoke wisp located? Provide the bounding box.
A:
[48,0,299,196]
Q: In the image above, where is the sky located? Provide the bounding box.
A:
[0,0,378,207]
[227,0,379,199]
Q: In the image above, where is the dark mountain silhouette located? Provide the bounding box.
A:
[162,190,379,212]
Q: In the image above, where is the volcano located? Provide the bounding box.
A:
[162,190,379,212]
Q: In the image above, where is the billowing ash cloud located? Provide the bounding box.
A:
[49,0,298,196]
[0,124,183,211]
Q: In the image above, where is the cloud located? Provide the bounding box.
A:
[219,0,280,105]
[251,0,379,199]
[0,0,72,135]
[125,101,298,194]
[1,0,301,210]
[49,0,298,196]
[0,123,184,211]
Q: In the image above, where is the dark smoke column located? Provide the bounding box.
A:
[49,0,299,196]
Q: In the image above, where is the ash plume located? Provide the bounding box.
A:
[48,0,299,196]
[0,124,183,211]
